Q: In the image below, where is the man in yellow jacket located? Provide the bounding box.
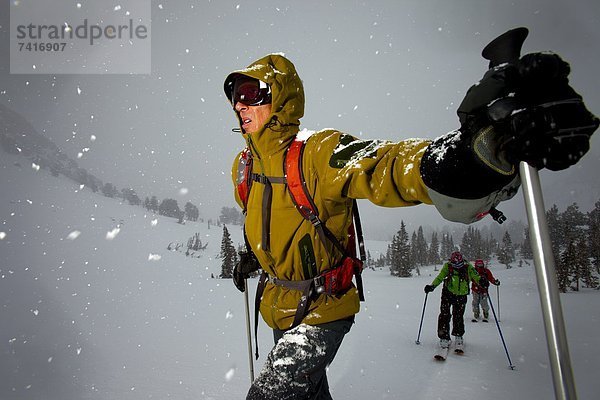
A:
[224,50,596,399]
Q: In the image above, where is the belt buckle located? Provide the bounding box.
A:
[313,275,325,294]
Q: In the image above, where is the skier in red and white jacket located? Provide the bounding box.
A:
[471,259,499,322]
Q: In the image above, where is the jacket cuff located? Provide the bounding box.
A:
[420,129,517,200]
[426,175,520,224]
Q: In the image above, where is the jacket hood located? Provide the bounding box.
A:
[224,54,305,156]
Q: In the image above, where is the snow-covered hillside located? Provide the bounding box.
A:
[1,152,599,400]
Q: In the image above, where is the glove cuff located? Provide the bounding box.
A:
[420,129,517,200]
[472,125,515,176]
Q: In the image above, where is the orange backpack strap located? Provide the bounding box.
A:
[236,148,253,210]
[285,137,366,302]
[285,140,319,222]
[285,139,341,252]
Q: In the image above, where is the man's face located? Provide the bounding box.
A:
[234,102,272,134]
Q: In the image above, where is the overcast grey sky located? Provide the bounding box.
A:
[1,0,599,239]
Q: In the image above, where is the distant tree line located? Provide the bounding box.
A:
[383,200,599,292]
[544,202,600,292]
[1,106,234,226]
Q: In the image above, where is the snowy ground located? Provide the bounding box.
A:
[1,153,599,400]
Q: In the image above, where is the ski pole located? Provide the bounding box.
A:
[487,292,514,370]
[520,162,576,398]
[482,27,577,399]
[243,278,255,383]
[496,284,501,322]
[415,292,428,345]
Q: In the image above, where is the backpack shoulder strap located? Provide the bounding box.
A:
[285,136,367,263]
[285,139,319,222]
[236,147,253,211]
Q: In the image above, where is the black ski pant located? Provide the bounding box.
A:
[246,317,353,400]
[437,287,467,340]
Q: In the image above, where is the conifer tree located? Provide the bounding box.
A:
[415,226,428,267]
[389,233,401,276]
[558,240,574,292]
[460,227,476,261]
[184,201,200,221]
[159,198,181,218]
[559,203,596,290]
[428,232,440,265]
[219,225,237,279]
[498,231,515,268]
[546,204,562,268]
[521,228,533,259]
[390,221,412,277]
[588,201,600,274]
[440,232,454,261]
[149,196,159,213]
[572,237,597,290]
[410,231,418,269]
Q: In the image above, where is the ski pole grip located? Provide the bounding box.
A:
[482,27,529,68]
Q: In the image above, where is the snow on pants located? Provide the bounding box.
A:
[471,291,490,318]
[246,318,353,400]
[437,287,467,340]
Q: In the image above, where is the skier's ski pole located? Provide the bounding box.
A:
[520,162,576,398]
[415,292,428,345]
[487,292,514,370]
[482,27,577,399]
[496,284,501,321]
[243,279,255,383]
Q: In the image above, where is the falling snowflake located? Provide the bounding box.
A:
[224,368,235,381]
[106,227,121,240]
[67,231,81,240]
[148,254,161,261]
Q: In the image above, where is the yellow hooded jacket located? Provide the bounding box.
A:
[225,54,433,331]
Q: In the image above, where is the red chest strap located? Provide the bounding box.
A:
[236,148,253,209]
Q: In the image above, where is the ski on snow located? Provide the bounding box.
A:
[434,342,464,361]
[434,346,450,361]
[454,341,464,355]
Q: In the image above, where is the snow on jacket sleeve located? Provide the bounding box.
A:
[305,130,433,207]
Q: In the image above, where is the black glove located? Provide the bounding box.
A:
[421,51,598,201]
[461,51,598,170]
[420,62,521,200]
[491,53,598,171]
[479,276,490,289]
[233,250,261,292]
[424,285,435,293]
[494,279,500,286]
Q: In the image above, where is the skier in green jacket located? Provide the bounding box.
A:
[425,251,486,349]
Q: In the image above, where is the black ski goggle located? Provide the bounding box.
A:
[231,77,272,106]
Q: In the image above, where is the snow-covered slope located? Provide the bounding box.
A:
[1,152,598,400]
